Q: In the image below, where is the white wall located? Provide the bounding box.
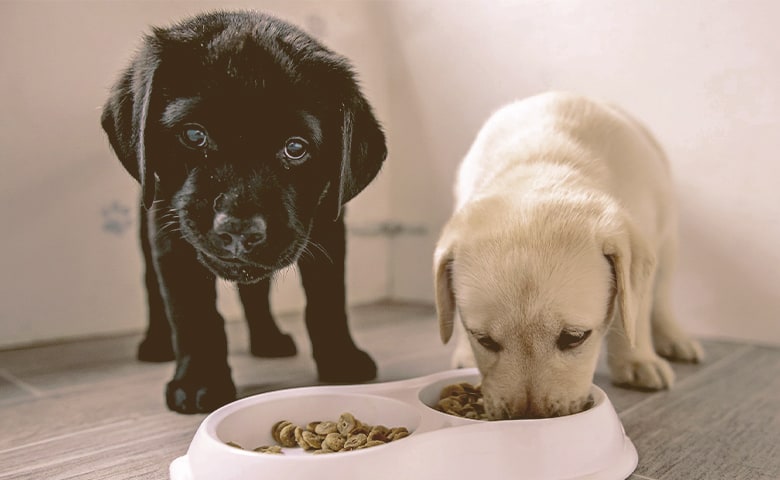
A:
[0,0,392,348]
[381,0,780,345]
[2,0,778,348]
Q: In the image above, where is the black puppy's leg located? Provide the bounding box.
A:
[136,205,175,362]
[238,280,297,357]
[151,221,236,413]
[298,214,377,383]
[158,250,236,413]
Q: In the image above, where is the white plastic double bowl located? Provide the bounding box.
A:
[170,368,637,479]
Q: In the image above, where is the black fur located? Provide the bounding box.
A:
[101,11,386,413]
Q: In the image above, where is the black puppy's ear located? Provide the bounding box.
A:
[274,28,387,220]
[328,89,387,221]
[101,44,159,209]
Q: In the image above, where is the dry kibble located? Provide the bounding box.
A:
[388,427,410,440]
[295,426,323,451]
[337,412,358,435]
[253,445,283,454]
[353,423,371,436]
[232,412,411,454]
[343,433,368,450]
[360,440,386,449]
[278,423,299,448]
[314,421,338,435]
[368,425,390,442]
[462,407,480,420]
[322,432,346,451]
[435,382,489,421]
[302,431,324,449]
[437,397,462,412]
[439,383,466,399]
[271,420,291,444]
[459,382,480,394]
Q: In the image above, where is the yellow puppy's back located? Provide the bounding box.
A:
[455,92,675,243]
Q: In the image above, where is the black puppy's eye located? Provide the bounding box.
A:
[283,137,308,163]
[179,123,209,149]
[476,335,502,353]
[557,329,592,351]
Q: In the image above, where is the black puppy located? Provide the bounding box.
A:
[101,11,386,414]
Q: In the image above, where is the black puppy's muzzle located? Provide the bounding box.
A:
[212,212,267,257]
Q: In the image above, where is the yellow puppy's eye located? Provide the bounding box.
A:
[476,335,502,353]
[557,329,592,351]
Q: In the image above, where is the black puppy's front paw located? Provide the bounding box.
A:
[315,348,377,383]
[250,332,297,358]
[137,336,175,363]
[166,377,236,414]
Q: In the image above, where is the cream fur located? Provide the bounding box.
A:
[434,92,703,420]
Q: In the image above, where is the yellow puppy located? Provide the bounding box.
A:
[434,92,703,420]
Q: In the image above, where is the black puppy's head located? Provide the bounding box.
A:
[102,10,386,283]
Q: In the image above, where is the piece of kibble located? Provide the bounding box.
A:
[312,447,335,454]
[439,383,466,399]
[294,426,326,451]
[459,382,481,394]
[343,433,368,450]
[241,413,411,455]
[272,420,292,444]
[368,425,390,442]
[388,427,410,440]
[253,445,283,454]
[359,440,386,449]
[278,423,299,448]
[302,431,324,449]
[322,432,346,451]
[294,426,308,449]
[314,421,338,435]
[337,412,358,435]
[436,397,462,412]
[436,382,490,420]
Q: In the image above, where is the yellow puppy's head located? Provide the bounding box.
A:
[434,195,653,419]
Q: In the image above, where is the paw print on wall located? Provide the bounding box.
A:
[102,200,133,235]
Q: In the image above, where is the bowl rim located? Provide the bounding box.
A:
[176,371,636,479]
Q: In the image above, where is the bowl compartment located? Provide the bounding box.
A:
[418,370,607,423]
[212,392,422,454]
[417,371,485,425]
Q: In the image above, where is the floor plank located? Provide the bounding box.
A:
[0,370,35,406]
[621,345,780,480]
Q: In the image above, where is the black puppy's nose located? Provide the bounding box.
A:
[212,212,267,256]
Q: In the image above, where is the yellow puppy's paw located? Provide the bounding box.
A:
[654,331,705,363]
[609,353,676,391]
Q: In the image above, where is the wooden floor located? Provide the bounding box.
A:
[0,302,778,479]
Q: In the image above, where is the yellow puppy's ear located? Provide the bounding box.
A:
[602,215,656,349]
[433,238,457,344]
